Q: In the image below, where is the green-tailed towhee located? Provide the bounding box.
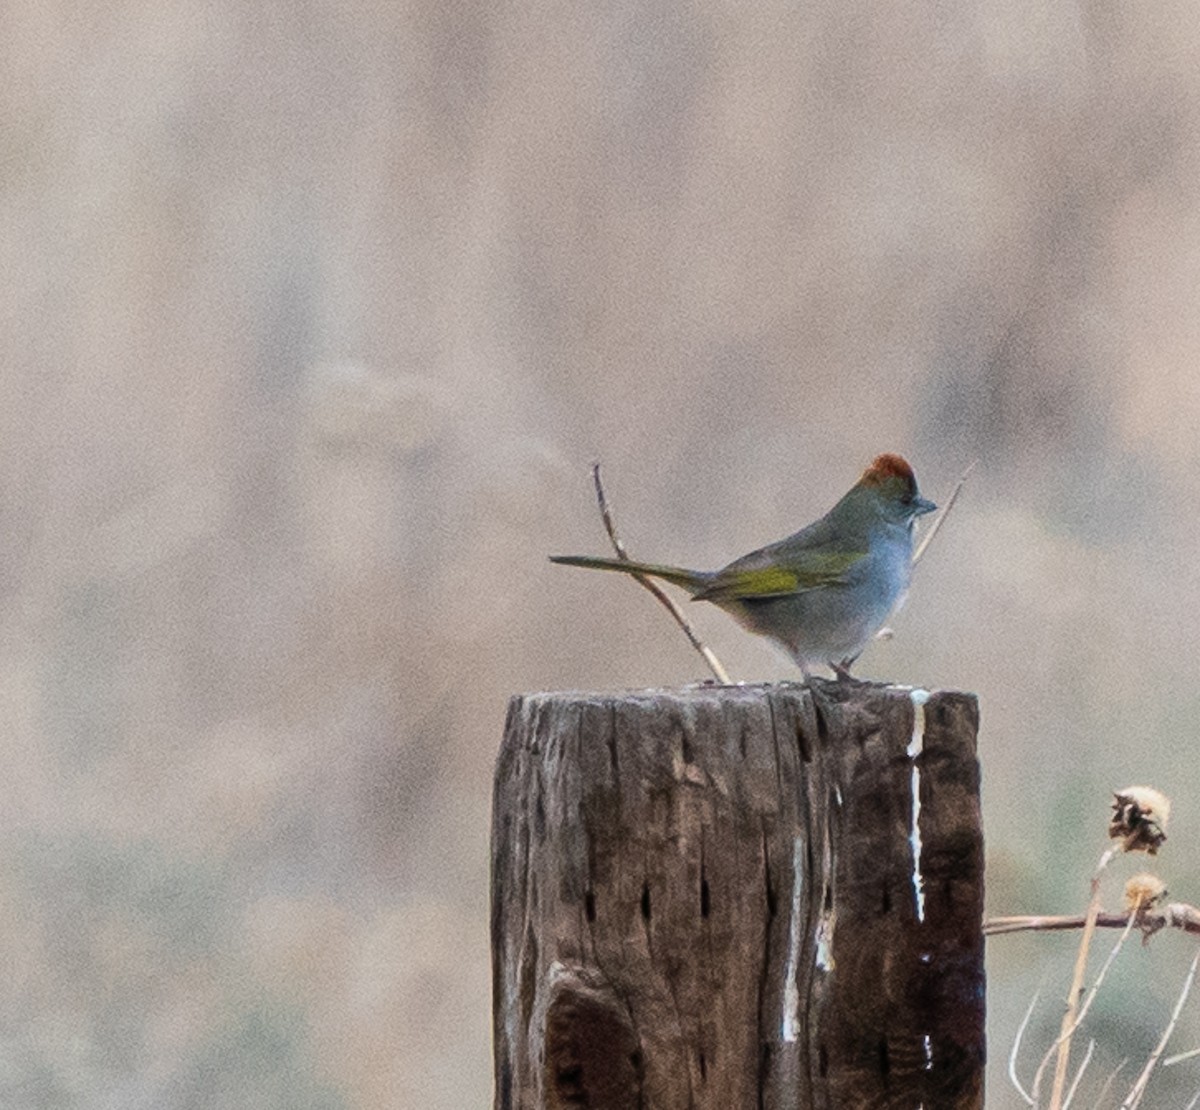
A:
[550,453,936,676]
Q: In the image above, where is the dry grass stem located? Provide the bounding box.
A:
[1121,950,1200,1109]
[1031,904,1137,1103]
[1060,1038,1094,1110]
[1093,1061,1128,1109]
[1009,988,1040,1105]
[589,463,732,685]
[1164,1047,1200,1068]
[912,459,976,566]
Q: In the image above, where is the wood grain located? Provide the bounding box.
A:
[491,680,983,1109]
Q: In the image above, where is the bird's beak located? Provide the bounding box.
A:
[913,496,937,516]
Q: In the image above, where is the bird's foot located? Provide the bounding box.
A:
[831,657,865,684]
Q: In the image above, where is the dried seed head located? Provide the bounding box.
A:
[1110,787,1171,854]
[1124,873,1168,914]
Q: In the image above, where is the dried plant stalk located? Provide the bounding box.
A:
[1047,846,1119,1109]
[1122,951,1200,1109]
[912,459,975,566]
[590,463,732,685]
[1031,891,1137,1104]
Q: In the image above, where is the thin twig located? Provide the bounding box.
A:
[1164,1047,1200,1068]
[1047,846,1120,1110]
[987,914,1109,935]
[912,459,976,566]
[590,463,732,685]
[1009,988,1040,1105]
[1121,951,1200,1109]
[1062,1038,1095,1110]
[985,902,1200,937]
[590,462,634,563]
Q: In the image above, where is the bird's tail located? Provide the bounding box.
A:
[549,554,708,595]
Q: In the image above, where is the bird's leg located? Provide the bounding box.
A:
[831,656,863,683]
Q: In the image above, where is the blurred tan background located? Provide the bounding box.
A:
[6,1,1200,1106]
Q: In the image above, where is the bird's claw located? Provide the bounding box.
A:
[831,657,864,684]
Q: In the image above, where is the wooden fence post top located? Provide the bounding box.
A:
[492,680,984,1109]
[504,678,978,721]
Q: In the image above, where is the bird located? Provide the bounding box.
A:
[550,453,936,677]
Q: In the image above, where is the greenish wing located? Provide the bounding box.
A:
[692,549,866,603]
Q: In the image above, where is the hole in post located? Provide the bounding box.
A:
[640,882,651,921]
[700,876,711,918]
[878,1037,890,1075]
[881,881,891,913]
[698,1048,707,1081]
[544,976,640,1110]
[818,1044,829,1077]
[555,1064,583,1096]
[585,889,596,923]
[795,715,812,762]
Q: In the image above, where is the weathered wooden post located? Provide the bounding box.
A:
[491,680,983,1109]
